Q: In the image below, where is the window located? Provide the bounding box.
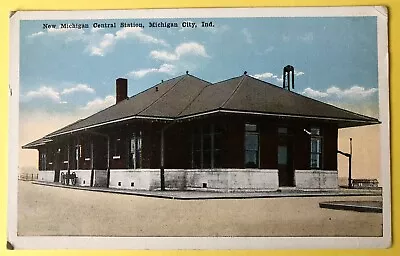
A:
[129,132,142,169]
[83,141,91,160]
[75,144,81,169]
[310,127,323,169]
[47,148,54,168]
[75,144,81,160]
[40,153,47,171]
[62,146,69,163]
[192,124,223,169]
[192,128,202,168]
[113,138,122,158]
[203,125,212,168]
[214,125,222,168]
[245,124,259,168]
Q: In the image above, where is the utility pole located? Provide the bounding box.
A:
[348,138,353,189]
[337,137,353,189]
[160,128,165,191]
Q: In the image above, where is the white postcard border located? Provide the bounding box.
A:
[8,6,391,250]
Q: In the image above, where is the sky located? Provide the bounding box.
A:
[18,16,381,172]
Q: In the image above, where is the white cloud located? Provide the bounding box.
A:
[28,26,168,56]
[115,27,168,46]
[89,33,116,56]
[128,63,176,79]
[150,51,178,61]
[253,72,275,80]
[89,27,169,56]
[81,95,116,114]
[302,88,329,98]
[28,27,85,42]
[150,42,209,62]
[27,31,45,38]
[23,83,95,104]
[302,85,378,99]
[242,28,253,44]
[24,86,62,103]
[252,71,284,84]
[61,84,95,95]
[175,42,209,58]
[253,69,305,84]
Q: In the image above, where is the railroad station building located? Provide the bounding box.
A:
[23,72,380,191]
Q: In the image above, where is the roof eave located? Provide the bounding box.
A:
[22,140,52,149]
[47,114,174,138]
[177,109,380,127]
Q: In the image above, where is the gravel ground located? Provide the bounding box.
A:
[17,181,383,237]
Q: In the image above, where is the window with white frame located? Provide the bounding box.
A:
[310,127,323,169]
[192,124,222,169]
[129,132,142,169]
[245,123,259,168]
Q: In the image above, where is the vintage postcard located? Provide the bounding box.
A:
[8,6,390,249]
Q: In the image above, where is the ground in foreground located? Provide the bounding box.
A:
[17,181,383,237]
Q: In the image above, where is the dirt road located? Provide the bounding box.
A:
[17,181,382,237]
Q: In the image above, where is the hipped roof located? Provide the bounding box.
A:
[23,73,380,148]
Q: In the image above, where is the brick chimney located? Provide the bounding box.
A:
[116,78,128,104]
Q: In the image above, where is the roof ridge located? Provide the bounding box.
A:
[219,75,246,109]
[136,75,187,116]
[186,73,212,85]
[128,74,185,100]
[212,75,242,86]
[176,78,211,117]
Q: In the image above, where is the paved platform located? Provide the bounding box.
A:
[31,181,382,200]
[319,201,383,213]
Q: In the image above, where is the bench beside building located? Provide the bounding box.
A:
[23,73,380,191]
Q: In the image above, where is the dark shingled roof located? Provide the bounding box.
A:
[24,73,380,148]
[45,74,210,137]
[179,75,379,124]
[22,137,53,149]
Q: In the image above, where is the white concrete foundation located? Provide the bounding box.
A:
[109,169,159,190]
[109,169,279,191]
[38,170,55,182]
[295,170,338,189]
[60,170,91,186]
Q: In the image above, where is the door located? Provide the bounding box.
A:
[130,135,136,169]
[277,130,294,187]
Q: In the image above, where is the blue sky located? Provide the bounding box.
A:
[19,16,379,117]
